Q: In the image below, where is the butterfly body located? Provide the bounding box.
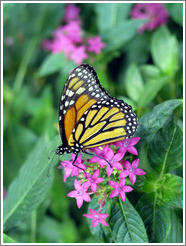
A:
[56,64,138,157]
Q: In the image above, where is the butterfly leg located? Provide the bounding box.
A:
[72,153,87,178]
[84,150,112,168]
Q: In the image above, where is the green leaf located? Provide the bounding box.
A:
[3,136,61,231]
[165,3,183,26]
[95,3,133,33]
[125,63,144,103]
[140,64,161,81]
[151,26,179,77]
[137,76,170,108]
[3,234,17,243]
[103,19,146,51]
[157,174,183,208]
[109,198,148,243]
[136,193,171,243]
[38,52,66,77]
[165,208,183,243]
[134,171,158,193]
[148,117,183,174]
[136,99,183,146]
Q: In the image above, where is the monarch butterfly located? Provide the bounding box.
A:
[56,64,138,163]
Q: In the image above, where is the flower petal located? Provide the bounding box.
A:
[76,197,83,208]
[83,213,93,219]
[129,173,136,184]
[96,177,104,183]
[109,189,119,198]
[92,219,99,227]
[67,190,77,197]
[106,166,113,176]
[119,191,126,202]
[83,193,91,202]
[130,137,140,145]
[122,160,131,169]
[132,159,140,169]
[108,180,118,188]
[123,185,133,192]
[119,178,126,187]
[127,146,138,155]
[114,161,123,171]
[119,170,129,178]
[135,168,146,176]
[91,183,97,192]
[100,219,109,226]
[74,179,81,190]
[93,169,99,178]
[99,213,109,219]
[113,152,124,162]
[89,156,100,163]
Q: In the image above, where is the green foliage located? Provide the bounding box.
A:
[3,2,183,244]
[151,26,179,77]
[3,136,60,231]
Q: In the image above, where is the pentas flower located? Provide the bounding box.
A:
[113,137,140,156]
[83,209,109,227]
[59,137,145,228]
[60,153,86,182]
[70,45,88,65]
[131,3,169,33]
[42,4,106,65]
[62,21,82,43]
[109,179,133,202]
[67,179,91,208]
[63,3,80,22]
[120,159,146,184]
[89,145,123,176]
[87,36,106,54]
[84,169,104,192]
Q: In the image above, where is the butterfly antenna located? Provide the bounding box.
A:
[47,151,56,178]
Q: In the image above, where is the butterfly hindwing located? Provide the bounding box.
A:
[68,98,138,149]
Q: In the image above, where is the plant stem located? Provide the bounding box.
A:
[13,5,47,95]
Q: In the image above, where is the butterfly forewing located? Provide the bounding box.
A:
[58,64,110,147]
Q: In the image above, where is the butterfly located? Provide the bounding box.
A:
[56,64,138,163]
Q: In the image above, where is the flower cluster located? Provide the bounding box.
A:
[130,3,169,33]
[60,137,145,228]
[42,4,105,64]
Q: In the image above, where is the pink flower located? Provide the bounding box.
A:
[113,137,140,156]
[62,21,82,43]
[52,34,75,55]
[83,208,109,227]
[120,159,146,184]
[60,153,86,182]
[89,145,123,176]
[70,45,88,64]
[84,169,104,192]
[67,179,91,208]
[109,179,133,202]
[87,36,106,54]
[64,4,80,22]
[131,3,169,33]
